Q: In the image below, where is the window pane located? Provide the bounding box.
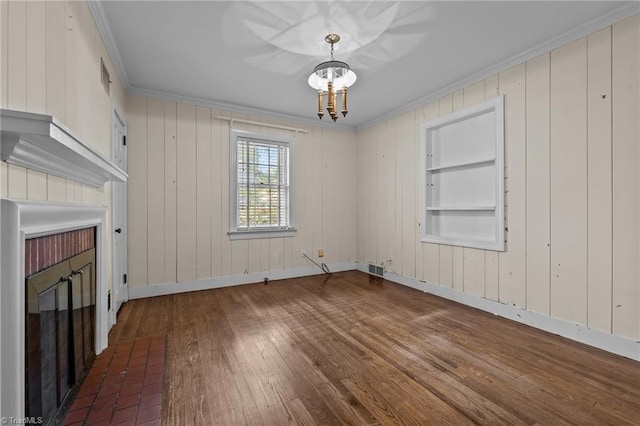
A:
[269,146,279,165]
[237,164,247,185]
[269,188,279,225]
[238,206,248,228]
[236,137,290,230]
[238,140,247,161]
[268,166,278,185]
[255,164,269,185]
[254,144,270,165]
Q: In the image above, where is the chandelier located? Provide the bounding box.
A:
[308,34,357,122]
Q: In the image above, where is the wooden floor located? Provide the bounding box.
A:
[109,271,640,425]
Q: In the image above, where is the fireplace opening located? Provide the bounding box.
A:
[25,228,96,425]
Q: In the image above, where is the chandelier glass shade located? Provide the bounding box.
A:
[308,34,356,121]
[308,60,357,92]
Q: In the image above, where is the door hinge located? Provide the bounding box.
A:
[123,273,127,284]
[107,290,111,311]
[123,135,127,146]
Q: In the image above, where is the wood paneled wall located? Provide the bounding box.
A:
[356,15,640,341]
[125,95,357,287]
[0,0,126,306]
[0,0,125,202]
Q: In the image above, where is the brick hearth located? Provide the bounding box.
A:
[63,336,166,426]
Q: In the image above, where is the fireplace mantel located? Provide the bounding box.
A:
[0,199,109,419]
[0,109,127,187]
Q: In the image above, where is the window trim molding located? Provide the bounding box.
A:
[229,129,296,239]
[228,228,298,240]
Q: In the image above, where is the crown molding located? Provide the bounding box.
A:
[357,2,640,132]
[87,0,130,90]
[87,0,637,134]
[86,0,353,132]
[128,86,357,132]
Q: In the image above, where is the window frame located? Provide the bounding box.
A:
[228,129,296,240]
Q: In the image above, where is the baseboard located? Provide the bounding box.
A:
[128,262,356,300]
[355,263,640,362]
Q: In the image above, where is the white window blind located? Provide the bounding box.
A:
[237,138,289,229]
[229,130,295,240]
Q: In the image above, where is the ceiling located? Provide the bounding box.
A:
[99,1,634,128]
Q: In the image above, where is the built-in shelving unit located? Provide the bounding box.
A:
[0,109,127,187]
[419,96,504,251]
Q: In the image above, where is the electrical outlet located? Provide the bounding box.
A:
[301,250,306,257]
[318,249,324,258]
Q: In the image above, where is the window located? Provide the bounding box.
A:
[229,129,296,240]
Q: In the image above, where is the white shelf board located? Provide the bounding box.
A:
[0,109,127,187]
[427,206,495,211]
[426,156,495,172]
[422,234,503,251]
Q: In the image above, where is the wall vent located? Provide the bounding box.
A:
[368,264,384,277]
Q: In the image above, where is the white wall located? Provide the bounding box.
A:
[0,0,125,291]
[125,95,357,289]
[0,0,125,282]
[356,15,639,342]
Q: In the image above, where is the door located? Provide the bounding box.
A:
[112,106,128,317]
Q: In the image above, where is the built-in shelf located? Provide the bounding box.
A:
[0,109,127,187]
[423,234,496,250]
[420,96,505,251]
[426,157,495,172]
[427,206,496,211]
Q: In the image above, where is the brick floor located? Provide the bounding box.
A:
[63,335,166,426]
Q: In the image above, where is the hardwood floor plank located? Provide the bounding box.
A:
[109,271,640,425]
[347,320,526,425]
[164,292,214,425]
[247,283,374,423]
[269,321,379,425]
[288,398,319,426]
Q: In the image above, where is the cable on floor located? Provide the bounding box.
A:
[303,253,331,275]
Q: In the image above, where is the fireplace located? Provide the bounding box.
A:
[1,109,126,420]
[0,199,109,421]
[25,229,97,424]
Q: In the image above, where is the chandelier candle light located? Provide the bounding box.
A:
[308,34,357,122]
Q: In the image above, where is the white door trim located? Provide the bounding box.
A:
[111,100,128,326]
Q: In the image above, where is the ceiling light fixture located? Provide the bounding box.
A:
[308,34,357,122]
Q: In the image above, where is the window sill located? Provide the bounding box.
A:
[228,228,297,240]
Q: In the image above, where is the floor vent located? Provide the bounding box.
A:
[368,264,384,277]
